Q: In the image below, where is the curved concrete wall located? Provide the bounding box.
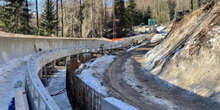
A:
[0,31,147,110]
[0,31,112,64]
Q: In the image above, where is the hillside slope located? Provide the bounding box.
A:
[143,0,220,103]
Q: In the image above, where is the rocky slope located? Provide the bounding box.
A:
[143,0,220,103]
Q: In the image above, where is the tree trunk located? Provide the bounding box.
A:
[197,0,201,8]
[80,0,82,38]
[15,2,19,33]
[25,0,29,23]
[56,0,59,37]
[191,0,194,11]
[113,0,116,38]
[61,0,64,37]
[71,14,74,37]
[104,0,107,26]
[36,0,39,34]
[91,0,95,38]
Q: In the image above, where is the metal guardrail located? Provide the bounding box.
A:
[25,34,147,110]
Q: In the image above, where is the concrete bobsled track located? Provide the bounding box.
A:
[0,31,112,64]
[0,31,147,110]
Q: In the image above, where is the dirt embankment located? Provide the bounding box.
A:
[143,0,220,103]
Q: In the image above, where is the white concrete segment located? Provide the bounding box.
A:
[15,88,29,110]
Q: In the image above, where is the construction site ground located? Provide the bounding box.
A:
[104,44,220,110]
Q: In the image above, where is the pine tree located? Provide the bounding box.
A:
[144,6,152,25]
[1,0,32,34]
[167,0,176,21]
[36,0,39,34]
[40,0,57,36]
[0,4,4,30]
[126,0,137,30]
[19,0,33,34]
[114,0,126,37]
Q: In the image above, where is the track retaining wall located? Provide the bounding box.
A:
[0,31,148,110]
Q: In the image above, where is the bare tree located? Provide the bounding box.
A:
[61,0,64,37]
[197,0,201,8]
[191,0,193,11]
[36,0,39,34]
[56,0,59,37]
[113,0,116,38]
[80,0,82,37]
[90,0,95,37]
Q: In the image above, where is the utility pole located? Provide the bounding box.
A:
[36,0,39,34]
[61,0,64,37]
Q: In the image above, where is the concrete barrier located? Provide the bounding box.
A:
[0,31,148,110]
[15,88,29,110]
[0,31,111,65]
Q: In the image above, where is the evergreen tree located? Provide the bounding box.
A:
[36,0,39,34]
[167,0,176,21]
[126,0,137,30]
[144,6,152,25]
[134,9,144,25]
[40,0,57,36]
[19,0,33,34]
[114,0,126,37]
[0,0,32,34]
[0,5,4,29]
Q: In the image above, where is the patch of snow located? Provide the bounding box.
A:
[209,38,217,48]
[151,34,165,43]
[77,55,115,96]
[0,55,31,74]
[122,59,181,110]
[104,97,137,110]
[208,26,220,37]
[127,42,146,52]
[147,95,180,110]
[47,70,72,110]
[122,59,142,92]
[156,26,166,32]
[214,26,220,33]
[0,55,30,110]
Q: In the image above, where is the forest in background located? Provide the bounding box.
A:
[0,0,212,38]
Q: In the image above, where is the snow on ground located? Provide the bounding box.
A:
[46,69,72,110]
[127,43,145,52]
[76,55,139,109]
[207,26,220,49]
[104,97,137,110]
[151,34,165,43]
[122,59,181,110]
[76,55,115,96]
[0,56,30,110]
[156,26,166,32]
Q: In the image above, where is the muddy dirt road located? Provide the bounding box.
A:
[105,45,220,110]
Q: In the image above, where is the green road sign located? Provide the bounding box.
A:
[148,19,155,26]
